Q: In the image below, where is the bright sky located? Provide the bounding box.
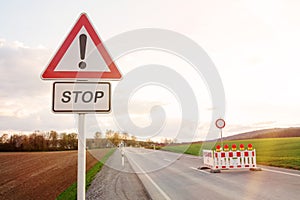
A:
[0,0,300,141]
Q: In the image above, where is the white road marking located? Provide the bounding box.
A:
[163,158,172,162]
[190,167,210,174]
[127,153,171,200]
[185,155,202,159]
[262,168,300,177]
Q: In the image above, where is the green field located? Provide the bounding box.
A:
[163,137,300,170]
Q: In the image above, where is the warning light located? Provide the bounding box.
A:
[248,143,253,150]
[232,144,237,151]
[216,145,221,152]
[224,144,229,151]
[239,144,245,151]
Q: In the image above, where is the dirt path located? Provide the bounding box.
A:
[0,149,110,200]
[86,149,151,200]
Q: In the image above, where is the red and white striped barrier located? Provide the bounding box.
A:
[213,150,256,169]
[203,144,257,171]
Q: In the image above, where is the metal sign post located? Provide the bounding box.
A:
[78,113,86,200]
[215,118,226,149]
[220,128,223,149]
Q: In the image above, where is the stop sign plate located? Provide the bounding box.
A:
[52,82,111,113]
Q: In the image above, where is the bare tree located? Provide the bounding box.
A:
[105,130,114,140]
[163,138,173,144]
[131,135,137,147]
[59,133,68,150]
[112,132,121,146]
[94,131,102,139]
[49,131,58,149]
[0,134,8,143]
[122,132,129,142]
[68,133,78,149]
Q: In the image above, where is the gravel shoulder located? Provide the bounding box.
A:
[86,149,151,200]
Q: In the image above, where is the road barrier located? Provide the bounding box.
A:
[203,144,259,172]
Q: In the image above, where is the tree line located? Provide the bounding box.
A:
[0,130,176,151]
[87,130,176,149]
[0,131,77,151]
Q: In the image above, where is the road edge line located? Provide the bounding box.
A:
[262,168,300,177]
[126,153,171,200]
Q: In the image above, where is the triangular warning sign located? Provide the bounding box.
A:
[41,13,122,80]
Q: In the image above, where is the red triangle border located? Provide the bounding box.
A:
[41,13,122,80]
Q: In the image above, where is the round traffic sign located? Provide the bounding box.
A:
[215,118,225,129]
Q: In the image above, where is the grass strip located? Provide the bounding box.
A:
[56,148,115,200]
[163,137,300,170]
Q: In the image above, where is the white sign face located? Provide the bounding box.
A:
[54,27,109,72]
[215,118,226,129]
[53,82,110,113]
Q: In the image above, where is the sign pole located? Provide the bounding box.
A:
[220,128,223,149]
[77,113,86,200]
[215,118,226,150]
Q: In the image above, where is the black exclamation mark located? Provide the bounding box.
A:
[78,34,87,69]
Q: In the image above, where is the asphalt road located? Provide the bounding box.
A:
[123,147,300,200]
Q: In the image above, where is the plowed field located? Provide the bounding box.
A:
[0,149,110,200]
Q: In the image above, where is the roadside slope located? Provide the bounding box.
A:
[86,149,151,200]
